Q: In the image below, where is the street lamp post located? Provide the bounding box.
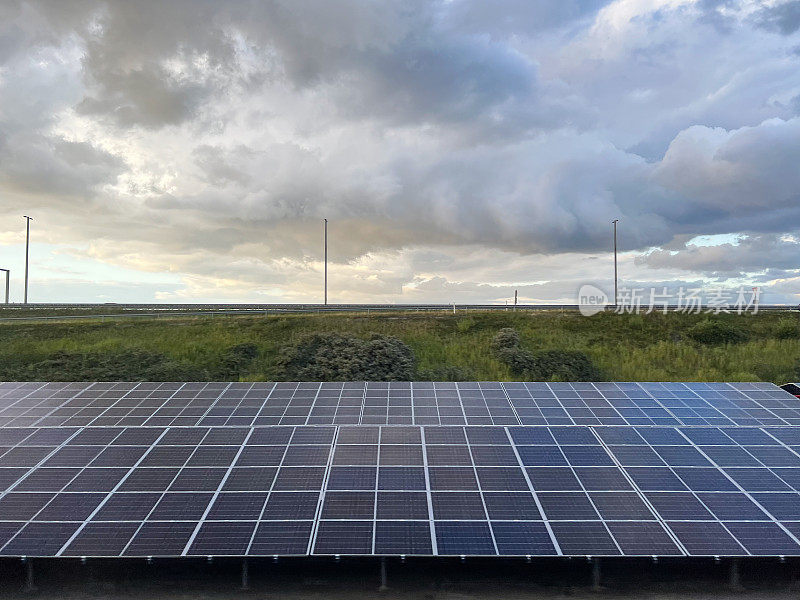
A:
[23,215,32,304]
[0,269,8,304]
[612,219,619,307]
[323,219,328,306]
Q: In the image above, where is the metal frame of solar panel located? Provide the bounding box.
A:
[1,381,798,428]
[3,422,800,558]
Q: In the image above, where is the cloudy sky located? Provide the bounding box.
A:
[1,0,799,304]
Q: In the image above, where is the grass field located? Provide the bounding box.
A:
[1,309,799,382]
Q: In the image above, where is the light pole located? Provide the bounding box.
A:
[612,219,619,307]
[323,218,328,306]
[0,269,8,304]
[23,215,32,304]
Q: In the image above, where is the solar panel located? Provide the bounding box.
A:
[1,423,800,557]
[1,381,798,428]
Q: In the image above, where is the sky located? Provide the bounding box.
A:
[1,0,799,305]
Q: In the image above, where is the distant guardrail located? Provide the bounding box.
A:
[0,303,795,323]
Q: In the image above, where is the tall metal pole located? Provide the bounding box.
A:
[0,269,8,304]
[23,215,32,304]
[612,219,619,307]
[323,218,328,306]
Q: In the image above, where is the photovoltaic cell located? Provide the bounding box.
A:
[250,521,312,555]
[34,493,105,521]
[149,493,213,520]
[491,521,556,555]
[313,521,373,554]
[2,381,798,428]
[0,405,799,558]
[605,521,681,555]
[188,521,256,555]
[722,522,800,555]
[62,522,140,556]
[262,492,319,520]
[483,492,541,520]
[549,522,620,555]
[374,521,432,554]
[643,492,714,520]
[124,522,198,556]
[666,522,745,555]
[435,522,495,555]
[376,492,429,519]
[3,522,82,556]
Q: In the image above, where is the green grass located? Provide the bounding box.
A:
[1,309,799,382]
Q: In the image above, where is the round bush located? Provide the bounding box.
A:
[489,327,602,381]
[215,343,259,378]
[276,333,415,381]
[530,349,602,381]
[686,319,748,345]
[775,319,800,340]
[491,328,521,352]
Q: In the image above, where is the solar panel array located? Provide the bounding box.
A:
[1,381,798,428]
[2,423,800,557]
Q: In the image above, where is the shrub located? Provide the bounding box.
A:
[362,336,415,380]
[276,333,415,381]
[7,350,208,381]
[491,328,521,352]
[215,343,259,379]
[686,319,748,345]
[490,327,602,380]
[530,350,603,381]
[774,318,800,340]
[456,318,476,333]
[752,361,777,382]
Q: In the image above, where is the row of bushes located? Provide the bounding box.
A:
[0,343,260,382]
[0,330,599,382]
[684,317,799,345]
[0,335,418,382]
[3,318,798,382]
[491,328,603,381]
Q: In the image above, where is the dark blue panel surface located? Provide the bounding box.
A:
[124,522,198,556]
[549,522,620,555]
[606,521,682,556]
[435,522,495,555]
[314,521,373,554]
[491,521,556,555]
[666,522,744,555]
[249,521,312,555]
[374,521,432,554]
[724,522,800,555]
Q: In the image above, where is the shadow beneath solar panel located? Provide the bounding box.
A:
[1,558,800,599]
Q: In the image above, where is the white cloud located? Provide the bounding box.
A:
[1,0,799,303]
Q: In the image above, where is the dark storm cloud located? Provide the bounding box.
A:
[755,1,800,35]
[65,1,238,128]
[2,0,800,302]
[637,234,800,278]
[0,134,124,197]
[23,0,538,131]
